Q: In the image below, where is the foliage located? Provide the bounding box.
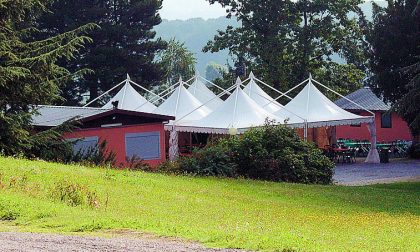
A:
[0,0,95,156]
[70,140,117,168]
[36,0,167,105]
[178,143,238,177]
[205,61,227,81]
[50,180,99,208]
[156,38,197,84]
[204,0,367,94]
[176,122,334,184]
[0,157,419,251]
[408,142,420,159]
[367,0,420,137]
[228,122,334,184]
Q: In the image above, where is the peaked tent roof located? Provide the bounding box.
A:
[102,82,156,113]
[153,83,212,124]
[188,77,224,110]
[283,79,374,127]
[176,79,291,134]
[335,87,391,111]
[243,76,282,113]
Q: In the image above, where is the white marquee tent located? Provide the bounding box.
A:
[153,80,212,125]
[243,72,283,113]
[102,82,157,112]
[175,78,296,134]
[187,76,224,110]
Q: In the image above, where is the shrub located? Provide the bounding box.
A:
[178,143,238,177]
[175,122,335,184]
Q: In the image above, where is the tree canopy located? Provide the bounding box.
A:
[205,0,366,95]
[0,0,95,155]
[36,0,166,105]
[368,0,420,137]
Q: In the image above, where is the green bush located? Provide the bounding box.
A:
[408,142,420,159]
[176,122,335,184]
[178,143,238,177]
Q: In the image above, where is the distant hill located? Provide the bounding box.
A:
[154,1,387,74]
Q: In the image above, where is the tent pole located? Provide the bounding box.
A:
[83,79,126,107]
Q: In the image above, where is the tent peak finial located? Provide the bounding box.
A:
[126,73,131,80]
[235,77,242,89]
[249,71,255,79]
[178,76,183,85]
[309,73,313,80]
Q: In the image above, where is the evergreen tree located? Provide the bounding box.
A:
[36,0,166,105]
[368,0,420,137]
[368,0,419,102]
[0,0,95,155]
[204,0,366,94]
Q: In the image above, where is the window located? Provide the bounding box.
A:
[125,132,160,161]
[68,136,98,155]
[381,112,392,128]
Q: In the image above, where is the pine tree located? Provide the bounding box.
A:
[0,0,95,155]
[36,0,166,105]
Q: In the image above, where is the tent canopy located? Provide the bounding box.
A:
[102,82,156,113]
[283,78,374,128]
[243,73,282,113]
[153,81,212,124]
[188,77,223,110]
[176,78,289,134]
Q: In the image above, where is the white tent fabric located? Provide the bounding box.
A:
[365,121,380,163]
[175,79,290,134]
[102,82,156,113]
[282,79,374,128]
[188,77,223,110]
[153,83,212,125]
[243,75,282,113]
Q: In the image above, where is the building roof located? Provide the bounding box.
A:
[32,106,109,127]
[32,105,174,127]
[335,87,391,111]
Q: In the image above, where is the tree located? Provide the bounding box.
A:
[157,38,197,84]
[205,62,227,81]
[204,0,366,94]
[36,0,166,105]
[0,0,94,155]
[368,0,419,103]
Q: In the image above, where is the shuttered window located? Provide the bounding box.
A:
[125,132,161,160]
[68,136,99,155]
[381,112,392,128]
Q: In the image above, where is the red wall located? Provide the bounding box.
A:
[336,111,412,142]
[63,123,166,168]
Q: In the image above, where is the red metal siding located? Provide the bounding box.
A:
[63,123,166,168]
[336,111,413,142]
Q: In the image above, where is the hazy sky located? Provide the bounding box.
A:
[160,0,226,20]
[160,0,382,21]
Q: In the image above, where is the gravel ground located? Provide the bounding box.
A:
[333,159,420,185]
[0,232,244,252]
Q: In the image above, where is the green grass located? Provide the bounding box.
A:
[0,157,419,251]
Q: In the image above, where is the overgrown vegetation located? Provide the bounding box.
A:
[0,157,418,251]
[171,123,335,184]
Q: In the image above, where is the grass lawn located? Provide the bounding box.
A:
[0,157,419,251]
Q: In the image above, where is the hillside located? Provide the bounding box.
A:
[0,157,419,251]
[154,1,388,74]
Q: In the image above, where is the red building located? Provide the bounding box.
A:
[32,106,174,167]
[335,87,413,142]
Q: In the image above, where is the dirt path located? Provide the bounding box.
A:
[0,232,243,252]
